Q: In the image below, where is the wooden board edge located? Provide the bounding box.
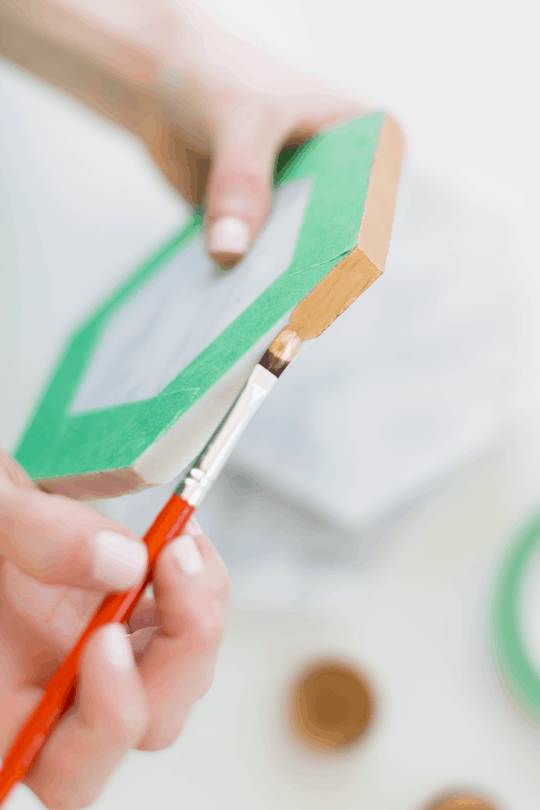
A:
[36,313,292,499]
[357,114,403,272]
[36,466,147,500]
[286,247,382,343]
[283,114,403,343]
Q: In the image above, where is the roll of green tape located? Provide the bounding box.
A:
[492,507,540,723]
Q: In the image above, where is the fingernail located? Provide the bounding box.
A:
[103,624,134,672]
[171,534,205,576]
[92,530,148,591]
[210,216,250,256]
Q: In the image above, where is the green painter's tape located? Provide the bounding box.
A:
[16,113,384,480]
[491,508,540,723]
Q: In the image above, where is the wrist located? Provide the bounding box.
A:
[0,0,180,90]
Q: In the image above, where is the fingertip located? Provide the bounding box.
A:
[80,623,134,682]
[205,134,277,270]
[208,216,251,270]
[91,529,148,592]
[170,534,205,577]
[25,624,149,808]
[185,516,203,538]
[0,484,148,593]
[101,623,136,673]
[79,623,148,732]
[0,450,37,491]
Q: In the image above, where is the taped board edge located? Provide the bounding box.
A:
[35,314,291,499]
[33,113,403,500]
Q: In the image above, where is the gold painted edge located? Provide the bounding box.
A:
[286,248,382,342]
[270,113,403,351]
[357,114,403,272]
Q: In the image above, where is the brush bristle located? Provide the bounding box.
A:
[259,328,302,377]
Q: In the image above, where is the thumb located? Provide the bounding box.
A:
[205,112,283,270]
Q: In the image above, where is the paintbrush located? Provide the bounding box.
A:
[0,242,395,806]
[0,240,381,799]
[0,211,394,805]
[0,113,403,804]
[0,328,303,805]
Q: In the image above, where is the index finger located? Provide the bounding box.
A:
[0,449,37,491]
[0,452,148,593]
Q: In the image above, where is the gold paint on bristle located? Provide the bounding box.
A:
[260,328,302,377]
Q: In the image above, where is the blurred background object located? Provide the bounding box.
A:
[289,659,374,750]
[424,794,499,810]
[1,0,540,808]
[491,507,540,728]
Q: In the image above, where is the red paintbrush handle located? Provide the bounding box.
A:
[0,493,194,806]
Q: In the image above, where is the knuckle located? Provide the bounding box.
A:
[45,796,92,810]
[192,614,226,652]
[221,165,262,190]
[219,571,231,603]
[206,569,231,611]
[125,711,150,742]
[209,161,272,229]
[195,672,215,700]
[0,490,91,580]
[32,784,94,810]
[0,451,28,488]
[136,724,185,753]
[213,84,243,111]
[107,701,149,744]
[212,165,268,207]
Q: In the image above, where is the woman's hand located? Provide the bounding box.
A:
[0,0,368,269]
[147,2,369,268]
[0,449,230,808]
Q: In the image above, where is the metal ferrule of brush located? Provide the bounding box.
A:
[176,364,278,507]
